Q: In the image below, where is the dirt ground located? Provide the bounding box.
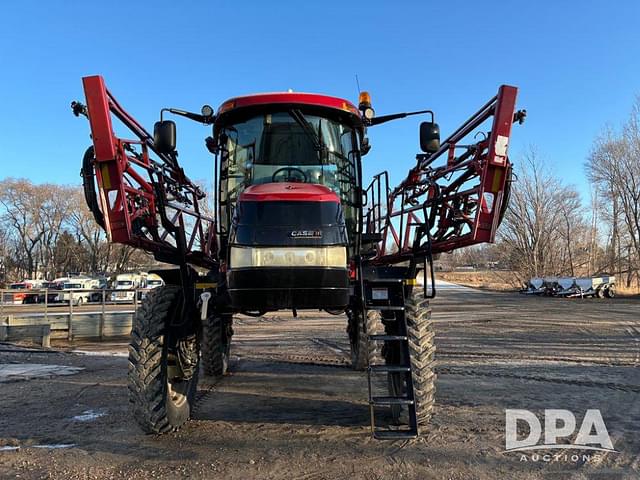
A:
[1,282,639,479]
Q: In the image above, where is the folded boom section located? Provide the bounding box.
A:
[364,85,521,264]
[79,75,217,268]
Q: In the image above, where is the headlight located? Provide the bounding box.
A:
[230,246,346,268]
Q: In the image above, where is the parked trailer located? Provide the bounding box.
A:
[574,276,616,298]
[552,277,576,296]
[521,276,616,298]
[522,278,546,295]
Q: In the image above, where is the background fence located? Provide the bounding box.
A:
[0,288,150,344]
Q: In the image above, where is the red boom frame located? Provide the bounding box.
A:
[78,76,520,272]
[364,85,520,263]
[81,75,216,268]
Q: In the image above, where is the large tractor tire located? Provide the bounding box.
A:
[405,293,437,426]
[347,308,381,370]
[386,292,436,429]
[128,285,200,434]
[202,313,233,377]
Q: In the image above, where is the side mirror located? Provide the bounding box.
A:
[153,120,177,153]
[360,137,371,155]
[420,121,440,153]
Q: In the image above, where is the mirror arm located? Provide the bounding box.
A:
[161,107,215,125]
[369,109,434,126]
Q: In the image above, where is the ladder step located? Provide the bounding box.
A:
[369,365,411,373]
[373,430,418,440]
[371,396,413,406]
[368,334,408,342]
[366,305,405,311]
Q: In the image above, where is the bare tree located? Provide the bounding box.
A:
[52,230,85,275]
[557,188,585,277]
[68,190,109,273]
[0,178,166,282]
[587,101,640,287]
[0,179,47,278]
[38,184,75,278]
[0,180,79,279]
[499,148,585,280]
[0,227,10,285]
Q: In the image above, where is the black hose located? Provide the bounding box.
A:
[80,146,105,229]
[498,164,513,226]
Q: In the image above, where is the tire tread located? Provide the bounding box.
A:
[128,285,185,434]
[405,292,437,427]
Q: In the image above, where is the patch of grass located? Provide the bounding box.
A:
[438,270,520,291]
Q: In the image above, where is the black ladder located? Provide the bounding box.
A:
[364,278,418,439]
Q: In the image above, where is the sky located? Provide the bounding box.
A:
[1,0,639,203]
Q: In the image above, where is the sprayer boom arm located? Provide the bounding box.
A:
[364,85,522,264]
[77,75,216,268]
[76,76,520,271]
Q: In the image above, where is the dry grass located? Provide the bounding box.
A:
[438,270,521,291]
[616,283,640,296]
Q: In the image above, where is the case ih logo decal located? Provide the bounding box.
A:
[289,230,322,238]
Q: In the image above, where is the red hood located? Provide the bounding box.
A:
[239,183,339,203]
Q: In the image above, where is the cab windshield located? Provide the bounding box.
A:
[219,110,359,232]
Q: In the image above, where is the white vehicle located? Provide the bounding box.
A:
[111,273,144,302]
[51,277,72,289]
[137,273,165,300]
[61,278,100,306]
[145,273,164,290]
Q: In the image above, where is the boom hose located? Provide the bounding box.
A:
[80,146,105,229]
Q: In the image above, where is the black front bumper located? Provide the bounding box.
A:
[228,267,349,310]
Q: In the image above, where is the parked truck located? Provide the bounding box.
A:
[110,273,144,303]
[138,273,165,301]
[6,280,43,304]
[61,278,100,306]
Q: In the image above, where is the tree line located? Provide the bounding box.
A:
[498,98,640,287]
[0,179,150,285]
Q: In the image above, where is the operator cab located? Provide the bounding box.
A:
[213,93,364,311]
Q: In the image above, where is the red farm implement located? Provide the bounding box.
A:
[73,76,523,438]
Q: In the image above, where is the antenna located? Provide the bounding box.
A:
[355,74,361,94]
